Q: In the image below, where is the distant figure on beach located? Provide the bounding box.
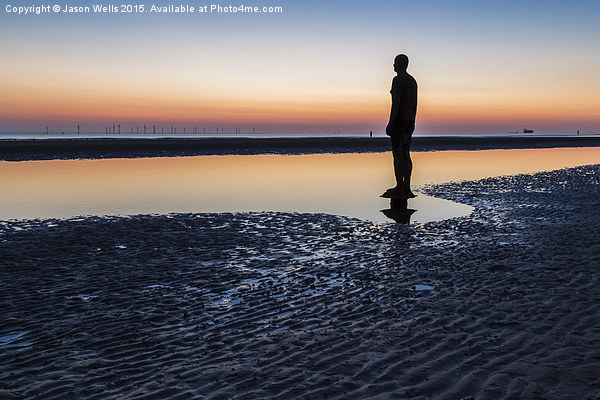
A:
[384,54,418,198]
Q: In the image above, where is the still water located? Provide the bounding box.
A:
[1,147,599,223]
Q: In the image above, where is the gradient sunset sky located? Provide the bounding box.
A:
[1,0,599,134]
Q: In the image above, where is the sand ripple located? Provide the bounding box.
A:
[1,165,599,399]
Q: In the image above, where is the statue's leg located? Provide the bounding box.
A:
[402,145,413,196]
[391,136,403,188]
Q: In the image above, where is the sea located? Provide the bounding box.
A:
[2,145,600,224]
[0,131,595,140]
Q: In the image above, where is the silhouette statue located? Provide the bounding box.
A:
[383,54,418,199]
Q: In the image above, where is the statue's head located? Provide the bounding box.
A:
[394,54,409,72]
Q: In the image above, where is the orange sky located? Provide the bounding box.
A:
[1,1,599,134]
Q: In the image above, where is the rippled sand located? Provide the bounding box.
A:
[1,165,599,399]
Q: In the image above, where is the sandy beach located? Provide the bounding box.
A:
[1,162,599,399]
[1,135,600,161]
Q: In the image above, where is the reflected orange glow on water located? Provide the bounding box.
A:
[412,147,600,184]
[0,147,599,223]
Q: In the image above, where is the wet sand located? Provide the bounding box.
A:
[1,135,600,161]
[1,164,599,399]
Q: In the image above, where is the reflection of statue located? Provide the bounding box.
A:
[384,54,418,199]
[381,198,416,224]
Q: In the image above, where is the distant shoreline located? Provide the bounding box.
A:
[1,135,600,161]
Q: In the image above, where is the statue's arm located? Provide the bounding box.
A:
[386,78,400,136]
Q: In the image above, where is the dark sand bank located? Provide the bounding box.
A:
[2,165,600,399]
[1,135,600,161]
